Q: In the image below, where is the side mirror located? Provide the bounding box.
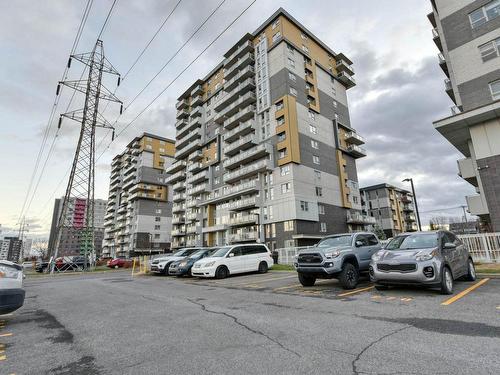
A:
[443,242,456,250]
[355,240,364,247]
[228,253,235,258]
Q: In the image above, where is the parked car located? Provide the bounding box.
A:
[369,231,476,294]
[150,248,202,275]
[22,261,34,270]
[55,256,90,271]
[294,232,382,289]
[107,258,132,269]
[35,260,49,273]
[169,248,216,277]
[0,260,25,314]
[191,244,273,279]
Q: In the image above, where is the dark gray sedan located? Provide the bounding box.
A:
[369,231,476,294]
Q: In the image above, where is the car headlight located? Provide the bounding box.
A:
[324,250,341,259]
[371,250,385,261]
[415,250,437,262]
[204,261,215,267]
[0,265,22,279]
[179,262,188,267]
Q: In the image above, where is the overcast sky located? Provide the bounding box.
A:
[0,0,476,238]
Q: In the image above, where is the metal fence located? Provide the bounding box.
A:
[276,233,500,265]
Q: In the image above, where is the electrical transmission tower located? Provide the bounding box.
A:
[50,39,122,273]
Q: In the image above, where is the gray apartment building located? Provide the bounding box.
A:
[168,8,375,250]
[47,197,107,258]
[360,184,417,239]
[429,0,500,232]
[102,133,176,258]
[0,237,23,262]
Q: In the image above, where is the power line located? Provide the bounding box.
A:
[98,0,253,159]
[17,0,94,223]
[419,205,464,214]
[97,0,119,40]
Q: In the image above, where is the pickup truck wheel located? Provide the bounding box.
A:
[258,261,268,274]
[465,259,476,281]
[339,263,359,290]
[298,273,316,287]
[440,267,453,295]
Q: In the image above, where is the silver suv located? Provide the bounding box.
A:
[369,231,476,294]
[294,232,382,289]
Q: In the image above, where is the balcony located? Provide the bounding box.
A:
[176,98,189,110]
[405,213,416,222]
[172,203,185,213]
[172,216,185,225]
[202,224,228,233]
[214,92,256,124]
[224,40,254,69]
[202,180,259,205]
[172,229,186,237]
[175,139,201,159]
[187,162,204,174]
[175,128,200,150]
[224,65,255,92]
[185,225,198,234]
[337,71,356,88]
[223,143,272,170]
[165,170,186,184]
[191,93,203,106]
[224,52,255,81]
[223,120,254,142]
[190,106,202,118]
[402,204,414,212]
[224,159,273,184]
[214,78,256,112]
[444,78,456,103]
[346,212,377,225]
[457,158,478,186]
[186,199,198,209]
[176,107,189,119]
[225,196,258,211]
[191,84,203,97]
[228,231,258,243]
[344,131,365,146]
[224,134,258,156]
[173,182,186,192]
[166,160,186,174]
[432,27,442,51]
[173,193,186,202]
[188,150,203,161]
[224,105,256,130]
[186,170,208,185]
[228,214,257,227]
[466,195,489,216]
[185,211,198,221]
[186,183,208,196]
[336,59,354,75]
[345,144,366,158]
[438,53,449,77]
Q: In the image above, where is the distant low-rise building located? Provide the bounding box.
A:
[361,183,418,238]
[449,220,479,234]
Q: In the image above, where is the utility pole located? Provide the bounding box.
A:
[51,40,122,273]
[402,178,422,231]
[17,216,29,263]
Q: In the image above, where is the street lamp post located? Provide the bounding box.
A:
[402,178,422,231]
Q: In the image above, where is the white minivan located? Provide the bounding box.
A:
[191,244,273,279]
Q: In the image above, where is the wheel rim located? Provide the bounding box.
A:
[469,261,476,278]
[445,270,452,291]
[346,269,355,283]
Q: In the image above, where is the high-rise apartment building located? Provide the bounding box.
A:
[102,133,176,258]
[169,8,372,250]
[429,0,500,231]
[360,184,417,238]
[47,197,107,258]
[0,237,23,262]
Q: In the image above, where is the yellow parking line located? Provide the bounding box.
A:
[441,278,490,306]
[0,333,12,338]
[401,298,413,302]
[337,286,374,297]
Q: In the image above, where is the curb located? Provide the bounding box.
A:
[477,273,500,279]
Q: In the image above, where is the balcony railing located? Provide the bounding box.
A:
[175,128,200,150]
[346,144,366,158]
[336,59,354,75]
[228,231,258,243]
[172,203,185,213]
[176,98,189,110]
[214,78,256,112]
[175,139,201,159]
[344,131,365,146]
[223,120,254,143]
[215,91,256,124]
[166,160,186,174]
[186,170,208,185]
[223,105,256,130]
[224,133,257,156]
[346,212,376,225]
[201,180,258,205]
[223,143,272,170]
[191,84,203,97]
[187,183,208,196]
[224,40,254,68]
[176,108,189,119]
[224,52,255,80]
[165,170,186,184]
[223,159,273,184]
[228,214,257,227]
[224,66,255,92]
[337,71,356,88]
[223,197,258,211]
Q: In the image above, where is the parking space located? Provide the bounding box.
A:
[173,270,496,307]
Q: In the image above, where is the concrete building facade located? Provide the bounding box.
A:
[169,8,374,250]
[102,133,176,258]
[360,184,418,239]
[430,0,500,231]
[47,197,107,258]
[0,237,23,262]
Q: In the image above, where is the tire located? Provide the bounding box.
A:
[258,261,268,274]
[215,266,228,279]
[440,267,454,295]
[375,284,389,291]
[163,263,171,276]
[465,258,476,281]
[298,273,316,287]
[338,262,359,290]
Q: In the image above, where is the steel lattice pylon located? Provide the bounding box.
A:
[50,40,121,273]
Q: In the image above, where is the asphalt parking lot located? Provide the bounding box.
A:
[1,269,499,374]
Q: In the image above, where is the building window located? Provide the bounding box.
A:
[214,176,220,185]
[154,233,161,239]
[272,31,281,43]
[286,43,294,54]
[281,183,291,194]
[155,209,162,214]
[280,165,290,176]
[469,1,500,28]
[278,149,287,159]
[277,116,285,126]
[309,124,317,134]
[302,45,309,54]
[284,220,294,232]
[277,132,286,142]
[288,57,295,68]
[272,19,280,29]
[333,100,338,109]
[320,222,327,232]
[146,144,153,150]
[311,140,319,149]
[300,201,309,211]
[314,170,321,180]
[479,38,500,61]
[313,155,320,165]
[308,110,316,121]
[275,100,284,111]
[215,165,220,171]
[315,187,323,197]
[155,217,161,222]
[301,32,308,40]
[154,225,160,230]
[288,72,296,81]
[490,79,500,100]
[289,87,297,96]
[318,204,325,214]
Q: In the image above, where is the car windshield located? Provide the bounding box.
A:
[385,233,438,250]
[316,235,352,248]
[210,246,232,257]
[174,249,190,257]
[189,250,208,259]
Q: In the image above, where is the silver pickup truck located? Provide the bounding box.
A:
[294,232,382,289]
